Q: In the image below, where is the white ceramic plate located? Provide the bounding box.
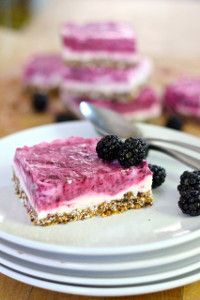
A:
[1,263,200,297]
[1,247,200,286]
[1,237,200,272]
[0,121,200,255]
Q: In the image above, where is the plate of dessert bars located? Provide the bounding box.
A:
[59,22,161,122]
[0,120,200,296]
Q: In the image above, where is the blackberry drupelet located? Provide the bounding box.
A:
[118,138,148,168]
[166,115,183,130]
[96,135,123,162]
[149,164,166,189]
[32,93,48,112]
[178,170,200,216]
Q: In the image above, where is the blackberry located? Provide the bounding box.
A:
[166,115,183,130]
[178,170,200,216]
[96,135,123,162]
[32,93,48,112]
[149,164,166,189]
[180,170,200,190]
[118,138,148,168]
[178,198,200,216]
[55,113,77,123]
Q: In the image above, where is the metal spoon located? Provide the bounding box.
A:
[80,102,200,170]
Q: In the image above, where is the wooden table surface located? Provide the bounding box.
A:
[0,1,200,299]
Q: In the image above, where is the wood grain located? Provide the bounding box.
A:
[0,0,200,299]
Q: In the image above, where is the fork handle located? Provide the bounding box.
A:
[146,138,200,154]
[149,144,200,170]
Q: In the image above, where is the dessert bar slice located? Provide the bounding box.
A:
[23,54,64,92]
[164,77,200,118]
[61,58,152,102]
[13,137,153,226]
[61,22,139,68]
[62,87,161,121]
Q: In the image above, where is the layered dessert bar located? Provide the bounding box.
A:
[61,58,152,102]
[61,22,139,68]
[23,54,64,92]
[13,137,153,226]
[62,87,161,121]
[164,77,200,118]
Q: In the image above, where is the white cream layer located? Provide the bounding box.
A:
[62,48,139,63]
[13,163,152,220]
[62,58,152,95]
[13,163,37,216]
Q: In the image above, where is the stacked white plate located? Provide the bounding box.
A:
[0,121,200,297]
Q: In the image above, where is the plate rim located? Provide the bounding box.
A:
[1,246,200,286]
[1,236,200,271]
[1,262,200,297]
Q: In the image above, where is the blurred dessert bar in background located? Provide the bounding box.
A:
[23,54,64,92]
[164,77,200,118]
[61,22,139,68]
[62,87,161,121]
[61,58,152,102]
[61,87,161,121]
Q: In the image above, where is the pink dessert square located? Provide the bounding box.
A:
[62,87,161,121]
[61,58,152,101]
[164,77,200,118]
[61,22,139,67]
[13,137,153,225]
[23,53,64,91]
